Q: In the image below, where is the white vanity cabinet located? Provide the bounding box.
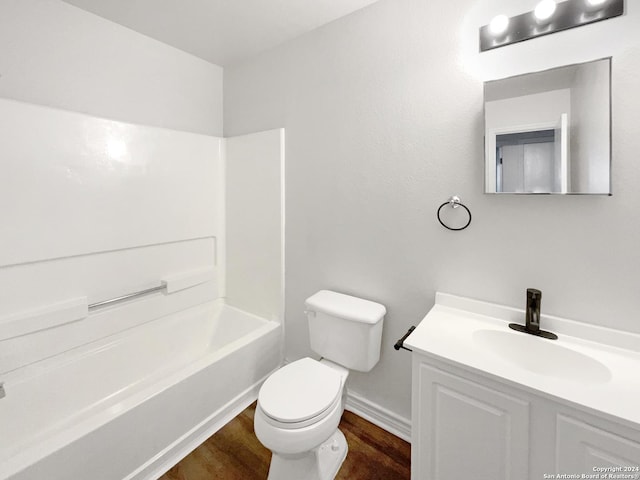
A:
[412,358,530,479]
[411,353,640,480]
[405,293,640,480]
[555,414,640,473]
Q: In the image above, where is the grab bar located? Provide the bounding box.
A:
[0,268,215,344]
[88,284,166,311]
[87,267,215,311]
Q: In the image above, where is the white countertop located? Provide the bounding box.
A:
[405,292,640,428]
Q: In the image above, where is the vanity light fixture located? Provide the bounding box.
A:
[480,0,624,52]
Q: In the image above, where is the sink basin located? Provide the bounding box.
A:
[405,293,640,426]
[472,329,612,384]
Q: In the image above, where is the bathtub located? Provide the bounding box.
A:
[0,301,281,480]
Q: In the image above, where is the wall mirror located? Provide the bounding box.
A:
[484,58,611,195]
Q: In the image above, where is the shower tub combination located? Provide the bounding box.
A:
[0,301,281,480]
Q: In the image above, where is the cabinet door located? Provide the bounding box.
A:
[413,363,530,480]
[556,415,640,473]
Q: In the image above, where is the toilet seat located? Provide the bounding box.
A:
[258,358,343,429]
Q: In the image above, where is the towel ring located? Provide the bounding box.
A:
[437,196,472,231]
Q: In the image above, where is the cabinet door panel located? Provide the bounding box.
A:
[556,415,640,473]
[416,364,530,480]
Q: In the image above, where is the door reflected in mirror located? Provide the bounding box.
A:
[484,58,611,195]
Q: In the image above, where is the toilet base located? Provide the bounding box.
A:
[267,429,348,480]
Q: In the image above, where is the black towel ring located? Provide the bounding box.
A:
[437,196,472,231]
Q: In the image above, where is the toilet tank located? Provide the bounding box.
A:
[305,290,386,372]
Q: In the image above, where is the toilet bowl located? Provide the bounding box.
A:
[254,290,386,480]
[255,358,349,480]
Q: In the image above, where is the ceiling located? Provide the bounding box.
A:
[62,0,382,66]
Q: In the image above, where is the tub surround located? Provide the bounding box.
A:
[225,129,285,322]
[0,85,284,479]
[0,98,223,374]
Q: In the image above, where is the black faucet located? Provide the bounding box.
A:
[525,288,542,334]
[509,288,558,340]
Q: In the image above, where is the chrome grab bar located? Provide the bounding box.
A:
[0,284,168,401]
[88,284,166,311]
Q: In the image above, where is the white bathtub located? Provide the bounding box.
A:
[0,301,281,480]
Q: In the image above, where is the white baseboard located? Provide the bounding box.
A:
[125,375,268,480]
[345,391,412,443]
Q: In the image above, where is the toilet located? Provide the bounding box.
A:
[254,290,386,480]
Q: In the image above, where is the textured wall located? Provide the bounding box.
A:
[224,0,640,421]
[0,0,223,135]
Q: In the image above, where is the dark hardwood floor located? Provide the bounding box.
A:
[159,403,410,480]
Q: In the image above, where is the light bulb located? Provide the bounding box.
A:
[585,0,609,11]
[489,14,510,36]
[534,0,557,23]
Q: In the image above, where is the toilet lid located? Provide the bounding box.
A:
[259,357,342,424]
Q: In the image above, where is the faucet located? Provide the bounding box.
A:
[509,288,558,340]
[525,288,542,334]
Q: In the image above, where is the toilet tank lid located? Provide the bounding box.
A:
[305,290,386,324]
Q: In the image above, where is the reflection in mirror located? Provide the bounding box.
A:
[484,58,611,195]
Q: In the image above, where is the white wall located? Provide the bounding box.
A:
[224,0,640,421]
[0,0,223,136]
[570,60,611,193]
[225,129,285,322]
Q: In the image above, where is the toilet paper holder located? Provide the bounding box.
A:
[394,326,416,352]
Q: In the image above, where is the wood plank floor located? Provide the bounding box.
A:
[159,403,410,480]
